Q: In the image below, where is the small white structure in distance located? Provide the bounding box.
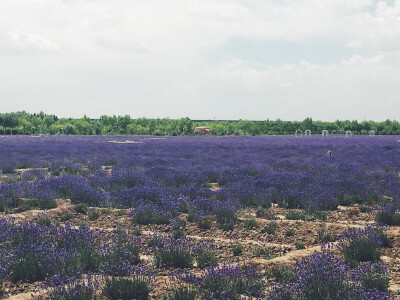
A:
[305,130,312,136]
[322,130,329,137]
[295,129,303,137]
[345,130,353,137]
[194,127,212,135]
[369,130,376,136]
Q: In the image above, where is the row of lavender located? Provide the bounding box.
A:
[0,218,393,299]
[1,135,400,216]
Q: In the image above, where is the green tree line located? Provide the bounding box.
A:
[0,112,399,136]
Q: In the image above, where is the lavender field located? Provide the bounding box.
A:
[1,135,400,299]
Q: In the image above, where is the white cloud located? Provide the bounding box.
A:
[0,0,399,120]
[1,32,59,54]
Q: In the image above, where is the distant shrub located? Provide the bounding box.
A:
[74,203,88,215]
[19,199,57,211]
[232,244,243,256]
[103,277,150,300]
[0,184,21,212]
[253,247,271,259]
[155,247,193,269]
[186,213,196,223]
[285,229,295,237]
[376,231,392,248]
[60,212,74,222]
[317,229,337,242]
[256,207,268,218]
[131,209,171,225]
[171,218,186,231]
[219,220,235,231]
[295,242,305,250]
[115,210,125,216]
[198,264,263,299]
[88,210,100,221]
[338,225,382,267]
[147,235,166,249]
[268,253,391,299]
[216,209,237,230]
[196,216,212,230]
[172,229,185,239]
[376,204,400,225]
[36,214,53,226]
[308,210,327,221]
[360,206,372,213]
[244,219,259,230]
[286,211,305,220]
[101,208,111,215]
[338,194,356,206]
[356,263,390,293]
[267,264,294,282]
[261,221,277,234]
[2,167,15,174]
[132,227,142,236]
[40,275,98,300]
[197,251,218,269]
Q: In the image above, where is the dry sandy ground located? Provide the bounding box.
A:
[1,200,399,299]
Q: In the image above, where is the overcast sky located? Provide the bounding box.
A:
[0,0,399,121]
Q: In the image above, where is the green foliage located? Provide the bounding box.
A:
[132,227,142,236]
[74,203,88,215]
[1,167,15,174]
[244,219,259,230]
[360,206,372,213]
[103,277,150,300]
[101,208,111,215]
[317,229,337,242]
[154,248,193,268]
[36,214,53,226]
[147,236,165,248]
[268,265,294,282]
[197,252,218,269]
[172,229,185,239]
[343,239,381,268]
[61,212,74,222]
[219,221,235,231]
[285,229,295,237]
[115,210,125,216]
[253,247,271,259]
[1,112,400,136]
[19,199,57,211]
[376,210,400,226]
[377,231,392,248]
[261,221,277,234]
[132,211,171,225]
[232,244,243,256]
[255,207,268,218]
[216,209,237,226]
[295,242,305,250]
[196,216,212,230]
[362,272,390,293]
[186,213,195,223]
[286,211,305,220]
[88,210,100,221]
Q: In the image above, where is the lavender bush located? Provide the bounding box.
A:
[267,252,391,300]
